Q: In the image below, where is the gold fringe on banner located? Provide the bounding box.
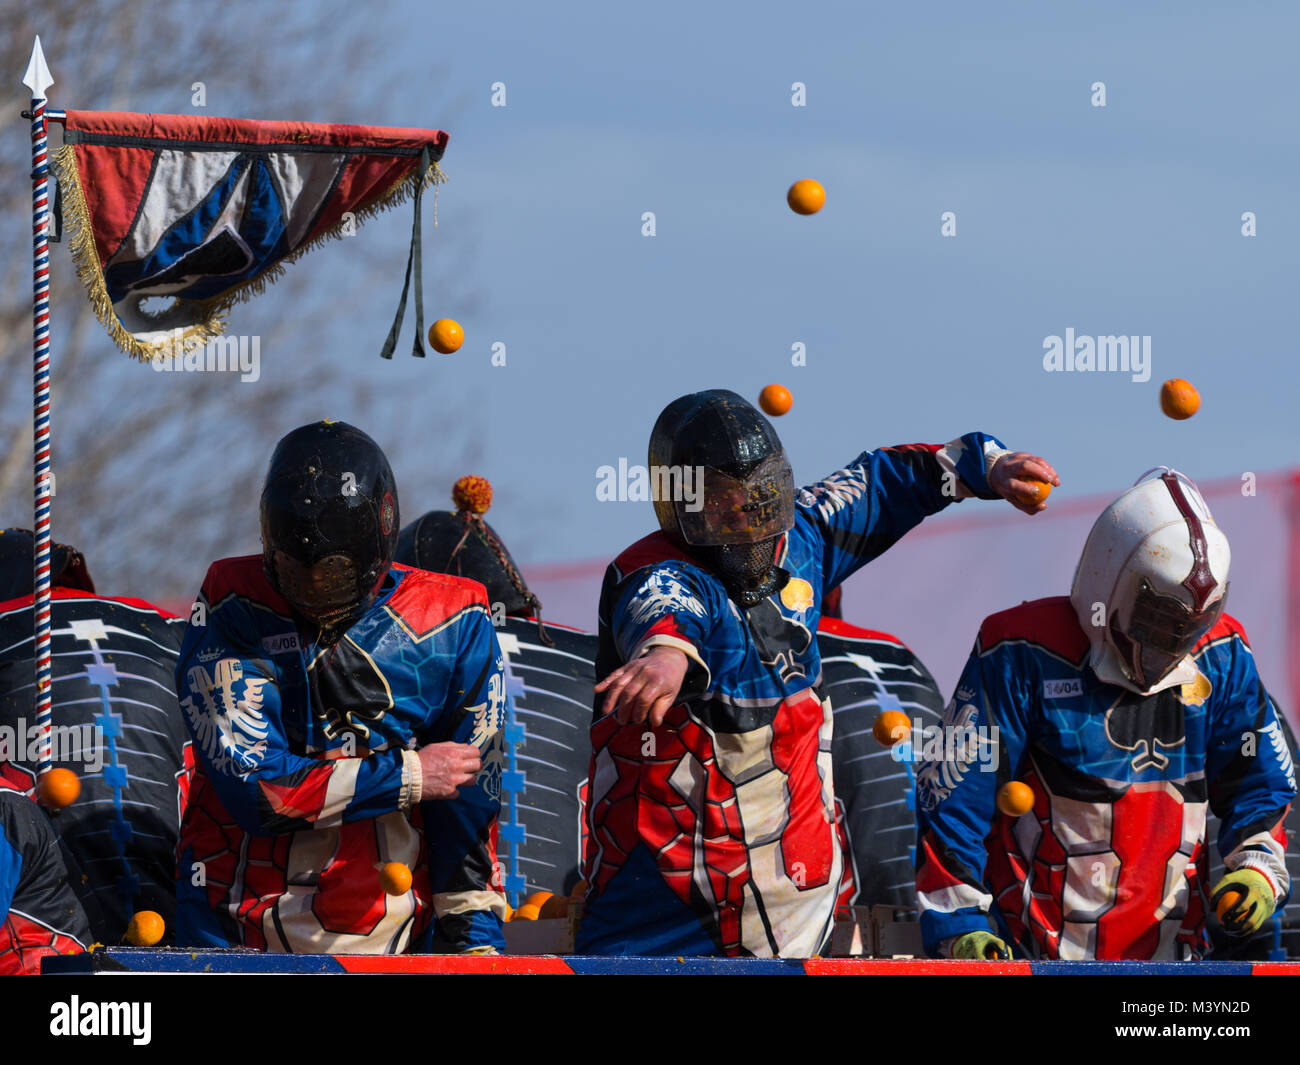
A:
[51,143,445,363]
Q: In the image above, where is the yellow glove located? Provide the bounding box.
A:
[1210,868,1276,936]
[951,931,1011,960]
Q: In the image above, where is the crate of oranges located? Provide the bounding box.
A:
[502,882,587,955]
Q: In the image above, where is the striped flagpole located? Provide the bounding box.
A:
[24,36,55,776]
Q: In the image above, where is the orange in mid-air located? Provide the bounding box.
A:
[1160,378,1200,420]
[1215,888,1245,922]
[787,179,825,215]
[873,709,911,747]
[997,781,1035,818]
[1018,479,1053,506]
[37,768,80,809]
[428,318,464,354]
[759,384,793,417]
[124,910,165,947]
[378,862,413,896]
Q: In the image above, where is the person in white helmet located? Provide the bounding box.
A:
[914,468,1295,961]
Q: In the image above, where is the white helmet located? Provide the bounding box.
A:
[1069,468,1230,695]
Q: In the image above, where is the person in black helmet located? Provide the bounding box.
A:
[578,390,1057,957]
[174,421,508,954]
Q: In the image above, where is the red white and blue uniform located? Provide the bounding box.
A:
[579,433,1010,957]
[916,597,1295,960]
[0,769,92,974]
[175,557,507,953]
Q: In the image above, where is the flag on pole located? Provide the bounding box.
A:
[51,111,448,360]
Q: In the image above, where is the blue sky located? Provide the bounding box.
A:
[193,1,1300,565]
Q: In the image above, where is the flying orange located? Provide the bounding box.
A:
[428,319,464,354]
[759,384,793,417]
[38,768,80,809]
[378,862,413,896]
[873,710,911,747]
[997,781,1035,817]
[1160,378,1200,420]
[787,179,825,215]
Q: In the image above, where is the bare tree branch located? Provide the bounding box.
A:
[0,0,477,604]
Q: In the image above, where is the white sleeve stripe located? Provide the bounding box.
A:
[917,881,993,915]
[631,634,712,691]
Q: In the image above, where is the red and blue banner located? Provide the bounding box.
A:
[52,110,448,360]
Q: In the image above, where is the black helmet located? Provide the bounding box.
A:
[260,421,399,637]
[648,390,795,606]
[0,528,96,602]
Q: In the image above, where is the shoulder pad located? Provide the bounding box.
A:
[978,595,1088,661]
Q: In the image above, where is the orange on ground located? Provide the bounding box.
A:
[124,910,165,947]
[1160,378,1200,420]
[997,781,1035,818]
[759,383,793,417]
[787,179,825,215]
[1216,888,1245,922]
[378,861,413,896]
[38,768,80,809]
[873,710,911,747]
[428,318,464,354]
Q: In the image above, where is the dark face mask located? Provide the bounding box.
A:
[699,537,784,608]
[1109,578,1227,690]
[270,550,367,642]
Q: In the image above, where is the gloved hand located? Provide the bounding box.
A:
[1210,868,1276,936]
[951,931,1011,960]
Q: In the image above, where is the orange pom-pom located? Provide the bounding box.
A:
[452,475,493,515]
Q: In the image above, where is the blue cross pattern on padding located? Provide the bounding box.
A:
[70,617,141,920]
[500,660,529,902]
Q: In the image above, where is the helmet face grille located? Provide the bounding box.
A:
[270,550,363,629]
[675,455,795,546]
[1111,578,1227,689]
